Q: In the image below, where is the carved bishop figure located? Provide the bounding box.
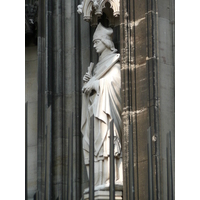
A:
[81,23,123,192]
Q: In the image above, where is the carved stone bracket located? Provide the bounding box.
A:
[77,0,120,26]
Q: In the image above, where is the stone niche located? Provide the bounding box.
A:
[77,0,120,27]
[78,1,122,199]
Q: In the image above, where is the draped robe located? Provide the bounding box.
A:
[81,52,123,188]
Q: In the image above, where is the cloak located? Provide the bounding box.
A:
[81,52,122,162]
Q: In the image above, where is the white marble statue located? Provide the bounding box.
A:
[81,23,123,192]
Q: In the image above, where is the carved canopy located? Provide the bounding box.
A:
[77,0,120,26]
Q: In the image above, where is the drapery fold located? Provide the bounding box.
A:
[81,52,121,157]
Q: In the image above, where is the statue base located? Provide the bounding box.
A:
[83,190,123,200]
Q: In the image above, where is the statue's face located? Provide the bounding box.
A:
[93,39,106,54]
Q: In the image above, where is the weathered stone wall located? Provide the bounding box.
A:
[157,0,175,198]
[25,45,38,200]
[120,0,157,199]
[33,0,175,199]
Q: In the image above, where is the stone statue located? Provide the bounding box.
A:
[81,23,123,192]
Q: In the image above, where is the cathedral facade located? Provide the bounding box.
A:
[25,0,175,199]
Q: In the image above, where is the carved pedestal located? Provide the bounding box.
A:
[83,190,123,200]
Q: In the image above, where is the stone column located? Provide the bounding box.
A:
[37,0,47,199]
[120,0,159,199]
[50,0,83,199]
[51,0,64,199]
[37,0,83,199]
[157,0,175,198]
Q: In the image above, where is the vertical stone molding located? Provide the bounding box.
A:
[37,0,83,199]
[120,0,159,199]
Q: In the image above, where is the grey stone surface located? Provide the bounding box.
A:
[157,0,170,20]
[25,45,38,61]
[25,46,38,103]
[25,45,38,199]
[27,102,37,147]
[158,19,173,66]
[27,146,37,198]
[157,0,175,198]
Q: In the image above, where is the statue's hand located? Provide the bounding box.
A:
[83,72,92,83]
[82,80,100,95]
[82,83,92,95]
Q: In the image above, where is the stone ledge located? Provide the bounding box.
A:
[84,190,123,200]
